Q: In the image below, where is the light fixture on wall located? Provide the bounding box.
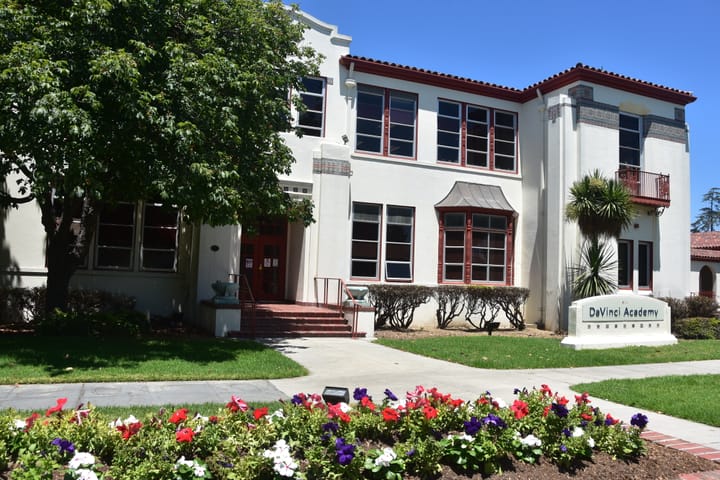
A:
[341,134,349,144]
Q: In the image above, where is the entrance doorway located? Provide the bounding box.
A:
[699,265,715,298]
[240,220,287,301]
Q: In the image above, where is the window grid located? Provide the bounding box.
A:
[384,206,414,281]
[437,100,515,172]
[297,77,325,137]
[95,202,136,270]
[351,203,381,279]
[356,85,417,158]
[141,202,180,272]
[638,241,652,289]
[442,212,466,282]
[619,113,641,168]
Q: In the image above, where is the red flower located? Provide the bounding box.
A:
[226,395,249,413]
[169,408,188,424]
[209,416,219,424]
[176,427,194,443]
[360,396,376,411]
[422,405,437,420]
[575,392,592,405]
[540,384,553,396]
[326,403,351,423]
[450,398,465,408]
[543,405,550,417]
[605,413,620,425]
[382,407,400,422]
[581,412,594,421]
[117,422,143,440]
[557,396,569,406]
[45,398,67,417]
[253,407,269,420]
[25,412,40,431]
[511,400,529,419]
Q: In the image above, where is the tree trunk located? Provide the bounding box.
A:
[45,235,74,313]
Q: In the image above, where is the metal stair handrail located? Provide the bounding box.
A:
[314,276,360,338]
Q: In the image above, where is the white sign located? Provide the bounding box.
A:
[561,294,677,350]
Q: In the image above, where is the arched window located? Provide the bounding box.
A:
[699,265,715,298]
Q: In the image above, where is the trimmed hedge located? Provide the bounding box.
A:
[675,317,720,340]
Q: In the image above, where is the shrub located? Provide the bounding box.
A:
[433,286,465,329]
[368,285,433,330]
[463,286,500,331]
[660,297,688,332]
[684,295,718,319]
[675,317,720,340]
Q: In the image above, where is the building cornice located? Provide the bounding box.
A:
[340,56,697,107]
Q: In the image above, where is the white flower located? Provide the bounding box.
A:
[73,469,98,480]
[193,464,207,477]
[12,419,25,431]
[338,402,351,413]
[68,452,95,469]
[176,456,195,469]
[374,447,397,467]
[389,399,407,410]
[520,434,542,447]
[263,439,297,477]
[274,458,298,477]
[494,397,507,409]
[587,437,596,448]
[572,426,585,438]
[109,415,140,429]
[268,409,285,424]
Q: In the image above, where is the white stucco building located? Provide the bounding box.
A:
[0,11,696,333]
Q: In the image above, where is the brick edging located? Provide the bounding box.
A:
[640,430,720,479]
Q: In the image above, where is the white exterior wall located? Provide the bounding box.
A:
[1,10,695,333]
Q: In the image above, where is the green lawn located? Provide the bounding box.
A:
[573,375,720,427]
[374,336,720,369]
[0,334,307,384]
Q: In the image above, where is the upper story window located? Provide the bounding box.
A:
[619,113,641,168]
[437,100,517,172]
[297,77,325,137]
[356,85,417,158]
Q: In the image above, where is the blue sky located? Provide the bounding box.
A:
[289,0,719,222]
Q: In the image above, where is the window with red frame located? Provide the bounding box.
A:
[617,239,632,288]
[351,203,381,279]
[356,85,417,158]
[638,241,652,289]
[440,210,512,284]
[437,100,517,171]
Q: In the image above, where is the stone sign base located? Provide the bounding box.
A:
[561,294,678,350]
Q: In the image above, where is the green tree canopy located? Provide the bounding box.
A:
[0,0,320,311]
[691,187,720,232]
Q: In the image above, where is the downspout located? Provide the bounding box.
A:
[536,88,549,327]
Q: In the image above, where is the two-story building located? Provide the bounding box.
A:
[1,10,696,333]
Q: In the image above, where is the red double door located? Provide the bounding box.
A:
[239,220,287,301]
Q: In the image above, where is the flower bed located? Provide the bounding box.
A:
[0,385,649,479]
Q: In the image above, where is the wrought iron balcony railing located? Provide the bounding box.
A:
[616,168,670,208]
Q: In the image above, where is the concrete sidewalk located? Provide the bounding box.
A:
[1,337,719,453]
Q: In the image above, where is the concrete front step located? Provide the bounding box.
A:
[235,304,360,338]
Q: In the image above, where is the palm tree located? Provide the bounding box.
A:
[565,170,636,298]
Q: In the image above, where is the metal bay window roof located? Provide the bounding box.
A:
[435,181,517,215]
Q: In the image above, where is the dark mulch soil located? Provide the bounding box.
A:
[412,442,719,479]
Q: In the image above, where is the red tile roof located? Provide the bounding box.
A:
[339,57,697,106]
[692,248,720,262]
[691,232,720,249]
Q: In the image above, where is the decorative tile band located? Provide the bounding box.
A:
[313,158,352,176]
[644,114,688,144]
[575,98,619,129]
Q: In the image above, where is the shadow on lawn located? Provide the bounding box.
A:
[0,333,267,378]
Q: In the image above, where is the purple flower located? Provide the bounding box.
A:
[562,428,572,437]
[335,438,356,465]
[481,414,507,429]
[631,413,649,429]
[51,438,75,454]
[322,422,339,433]
[551,402,569,418]
[291,394,304,405]
[384,388,398,401]
[406,448,416,457]
[353,387,368,401]
[464,416,482,436]
[560,444,568,453]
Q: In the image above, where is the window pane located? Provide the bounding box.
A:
[386,262,411,280]
[387,206,412,224]
[495,125,515,142]
[467,122,488,138]
[142,251,176,270]
[357,91,384,119]
[386,243,411,261]
[352,241,378,259]
[357,118,382,136]
[619,148,640,166]
[639,242,651,287]
[489,249,505,265]
[96,248,131,269]
[494,155,515,171]
[98,225,133,247]
[101,204,135,225]
[473,231,488,248]
[466,136,487,152]
[444,264,463,281]
[472,214,489,228]
[444,247,464,263]
[438,131,459,147]
[387,224,412,243]
[471,248,488,264]
[352,261,377,278]
[439,101,459,117]
[390,108,415,126]
[495,140,515,156]
[143,228,177,249]
[489,233,505,248]
[444,212,465,228]
[352,222,379,241]
[445,230,465,246]
[356,135,381,153]
[488,267,505,282]
[467,106,487,123]
[490,216,507,230]
[495,111,515,127]
[301,94,323,111]
[619,114,639,130]
[299,111,322,129]
[471,266,487,281]
[389,139,414,157]
[466,151,487,167]
[144,205,177,227]
[390,124,414,141]
[437,116,460,132]
[620,130,640,149]
[438,147,459,163]
[301,77,324,93]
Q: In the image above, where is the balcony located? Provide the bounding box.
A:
[616,168,670,208]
